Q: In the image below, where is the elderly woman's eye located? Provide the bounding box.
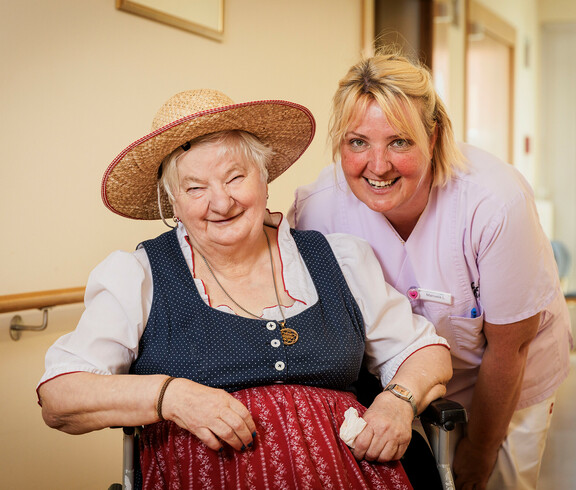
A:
[229,174,244,183]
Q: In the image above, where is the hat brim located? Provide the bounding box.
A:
[102,100,315,220]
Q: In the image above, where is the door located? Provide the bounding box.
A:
[465,1,515,164]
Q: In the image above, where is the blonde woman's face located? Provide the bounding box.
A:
[340,100,435,224]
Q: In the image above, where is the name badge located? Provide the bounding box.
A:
[407,287,452,305]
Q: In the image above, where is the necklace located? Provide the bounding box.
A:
[198,230,299,346]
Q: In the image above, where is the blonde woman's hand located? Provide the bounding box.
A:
[453,435,497,490]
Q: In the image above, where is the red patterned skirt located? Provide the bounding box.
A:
[139,384,412,489]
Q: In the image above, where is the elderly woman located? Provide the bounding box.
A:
[38,89,451,488]
[290,51,573,490]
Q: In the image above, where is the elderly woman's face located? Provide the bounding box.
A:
[172,142,268,250]
[340,100,434,223]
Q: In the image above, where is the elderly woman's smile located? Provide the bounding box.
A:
[172,141,268,251]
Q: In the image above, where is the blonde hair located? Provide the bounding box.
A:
[330,49,466,187]
[160,130,273,203]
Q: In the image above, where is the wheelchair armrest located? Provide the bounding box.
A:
[420,398,468,432]
[418,399,467,488]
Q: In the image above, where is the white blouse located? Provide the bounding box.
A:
[39,211,448,388]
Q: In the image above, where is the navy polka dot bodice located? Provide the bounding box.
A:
[130,228,365,392]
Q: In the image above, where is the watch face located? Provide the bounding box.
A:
[386,384,417,417]
[394,386,411,398]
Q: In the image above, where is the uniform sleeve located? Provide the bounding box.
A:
[325,233,449,386]
[38,249,153,386]
[473,190,559,325]
[289,190,332,234]
[288,164,344,235]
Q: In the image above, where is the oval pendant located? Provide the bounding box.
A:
[281,328,299,345]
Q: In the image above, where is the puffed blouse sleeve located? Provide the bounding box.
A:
[325,233,449,386]
[38,248,152,386]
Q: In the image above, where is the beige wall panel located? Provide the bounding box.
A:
[0,0,363,487]
[0,0,362,297]
[538,0,576,23]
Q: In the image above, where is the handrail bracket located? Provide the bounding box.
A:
[10,307,50,341]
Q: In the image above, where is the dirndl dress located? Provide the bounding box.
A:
[135,229,413,488]
[139,384,412,489]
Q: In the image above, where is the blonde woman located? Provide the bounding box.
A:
[291,51,572,490]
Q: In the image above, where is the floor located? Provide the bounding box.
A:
[538,352,576,489]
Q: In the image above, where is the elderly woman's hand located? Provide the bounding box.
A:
[161,378,257,452]
[350,391,414,462]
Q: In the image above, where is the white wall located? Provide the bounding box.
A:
[0,1,362,487]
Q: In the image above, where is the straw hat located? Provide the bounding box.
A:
[101,89,316,220]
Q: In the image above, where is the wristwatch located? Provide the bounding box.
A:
[384,383,418,418]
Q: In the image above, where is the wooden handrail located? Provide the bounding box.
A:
[0,287,85,314]
[0,287,573,314]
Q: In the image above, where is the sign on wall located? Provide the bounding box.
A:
[116,0,224,41]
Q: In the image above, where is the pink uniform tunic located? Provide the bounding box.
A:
[291,143,572,410]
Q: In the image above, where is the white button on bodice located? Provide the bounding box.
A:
[271,339,281,347]
[275,361,285,371]
[266,321,277,331]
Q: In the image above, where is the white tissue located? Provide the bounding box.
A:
[339,407,367,448]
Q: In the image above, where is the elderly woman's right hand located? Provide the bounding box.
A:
[162,378,257,452]
[350,390,414,462]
